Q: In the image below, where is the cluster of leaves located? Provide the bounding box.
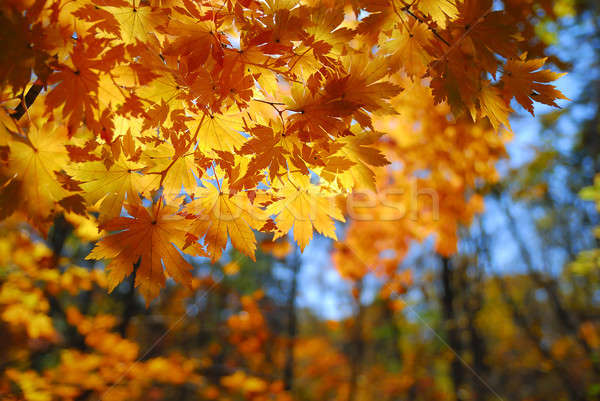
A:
[0,223,200,401]
[0,0,566,302]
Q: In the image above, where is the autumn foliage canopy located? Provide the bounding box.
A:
[0,0,566,300]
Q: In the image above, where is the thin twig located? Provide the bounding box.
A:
[392,1,451,47]
[252,98,285,106]
[403,5,451,47]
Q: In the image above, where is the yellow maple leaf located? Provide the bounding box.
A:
[415,0,458,29]
[2,122,70,223]
[341,55,403,114]
[104,0,168,45]
[478,83,512,131]
[65,155,159,221]
[187,110,246,154]
[380,22,433,78]
[143,142,198,200]
[183,182,266,262]
[267,178,345,251]
[329,128,389,190]
[136,69,187,111]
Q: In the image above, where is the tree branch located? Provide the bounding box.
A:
[11,83,43,121]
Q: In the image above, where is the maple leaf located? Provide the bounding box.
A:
[183,182,266,262]
[415,0,458,29]
[101,0,168,45]
[266,177,345,251]
[188,110,246,154]
[238,124,288,182]
[300,4,353,58]
[246,6,304,55]
[161,15,225,68]
[380,21,434,78]
[455,0,519,74]
[429,53,478,116]
[45,42,103,132]
[229,46,280,96]
[326,129,390,190]
[478,83,512,130]
[0,0,571,306]
[210,56,256,109]
[284,83,353,141]
[72,4,121,36]
[87,201,205,303]
[143,141,198,200]
[502,56,568,115]
[0,6,52,90]
[136,68,189,112]
[356,2,396,46]
[340,55,403,115]
[0,122,71,226]
[65,155,158,221]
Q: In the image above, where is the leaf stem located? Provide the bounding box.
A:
[212,161,222,193]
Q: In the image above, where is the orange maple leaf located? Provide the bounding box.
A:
[87,201,206,303]
[502,56,568,115]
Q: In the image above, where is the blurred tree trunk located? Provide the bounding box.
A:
[348,279,365,401]
[441,256,465,400]
[117,264,139,337]
[462,261,488,400]
[283,251,300,391]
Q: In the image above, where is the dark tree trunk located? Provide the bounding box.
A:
[283,252,300,391]
[441,256,465,399]
[347,279,365,401]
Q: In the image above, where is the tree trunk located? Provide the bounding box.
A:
[441,256,465,400]
[117,263,139,337]
[348,279,365,401]
[283,251,300,391]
